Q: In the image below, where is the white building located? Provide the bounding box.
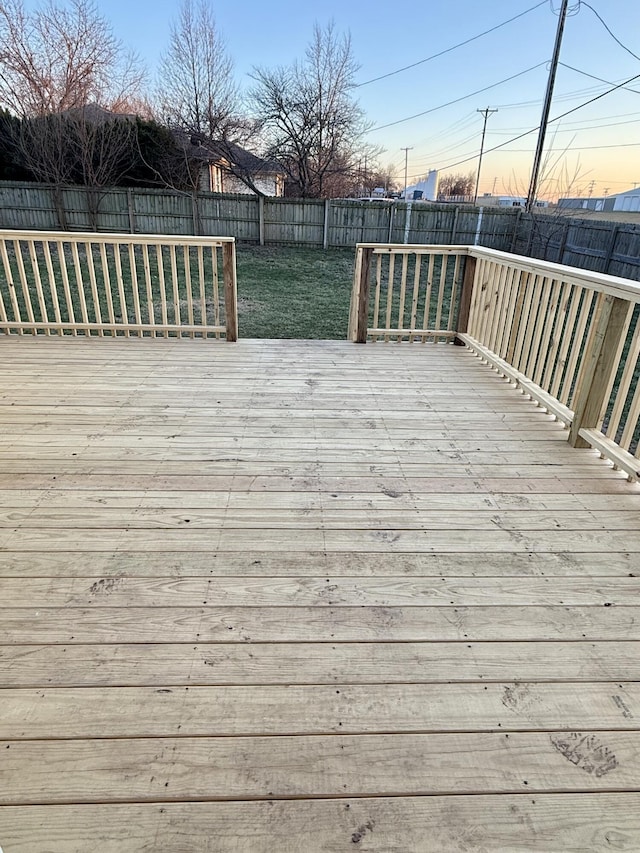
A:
[402,170,439,201]
[610,187,640,212]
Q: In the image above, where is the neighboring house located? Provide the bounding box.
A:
[185,136,285,196]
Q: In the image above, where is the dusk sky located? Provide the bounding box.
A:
[29,0,640,198]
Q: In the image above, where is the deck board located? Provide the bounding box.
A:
[0,337,639,851]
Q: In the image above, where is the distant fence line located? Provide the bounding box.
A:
[1,182,639,281]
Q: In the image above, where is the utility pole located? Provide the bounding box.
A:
[525,0,569,211]
[401,147,413,199]
[474,107,498,204]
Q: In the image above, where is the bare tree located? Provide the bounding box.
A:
[0,0,145,117]
[157,0,266,194]
[438,172,475,199]
[250,22,374,198]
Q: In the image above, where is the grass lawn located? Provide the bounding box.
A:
[235,245,355,339]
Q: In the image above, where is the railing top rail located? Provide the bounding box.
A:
[469,245,640,303]
[0,228,235,247]
[355,242,640,304]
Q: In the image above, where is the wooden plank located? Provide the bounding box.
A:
[1,641,638,687]
[2,605,640,643]
[1,729,637,804]
[0,794,639,852]
[4,681,640,739]
[0,549,635,577]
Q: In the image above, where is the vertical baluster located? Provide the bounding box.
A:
[550,283,581,400]
[435,254,450,342]
[42,242,62,336]
[127,243,143,336]
[421,254,435,343]
[564,290,600,409]
[85,242,103,336]
[607,321,640,444]
[408,254,422,342]
[532,278,563,387]
[540,281,570,392]
[14,240,36,335]
[70,242,90,334]
[512,274,538,371]
[56,241,76,336]
[28,240,49,335]
[522,276,551,378]
[384,253,395,342]
[447,254,462,333]
[0,240,15,333]
[99,244,116,336]
[212,245,220,339]
[558,289,594,406]
[142,244,155,336]
[156,245,169,338]
[197,245,206,332]
[113,243,130,338]
[183,245,195,338]
[397,252,408,342]
[170,244,181,335]
[496,267,518,358]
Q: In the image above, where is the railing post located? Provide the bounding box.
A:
[222,241,238,342]
[355,246,373,344]
[454,254,477,346]
[569,294,631,447]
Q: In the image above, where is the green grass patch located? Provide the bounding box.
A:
[235,245,354,339]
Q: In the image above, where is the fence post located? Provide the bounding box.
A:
[355,247,373,344]
[258,196,265,246]
[388,204,395,243]
[323,199,330,249]
[222,241,238,342]
[510,208,522,253]
[454,254,477,346]
[126,189,136,234]
[403,202,412,244]
[569,294,631,447]
[450,206,460,243]
[191,192,200,236]
[602,224,619,274]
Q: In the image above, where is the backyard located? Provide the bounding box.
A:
[235,245,354,338]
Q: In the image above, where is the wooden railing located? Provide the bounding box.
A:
[351,243,640,480]
[0,229,238,339]
[348,245,466,343]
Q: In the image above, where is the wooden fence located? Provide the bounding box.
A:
[0,229,238,339]
[351,243,640,480]
[2,182,639,281]
[0,182,519,251]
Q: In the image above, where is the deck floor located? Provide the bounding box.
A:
[1,337,640,851]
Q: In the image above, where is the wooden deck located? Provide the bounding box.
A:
[1,337,640,851]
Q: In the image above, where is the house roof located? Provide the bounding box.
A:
[180,133,284,176]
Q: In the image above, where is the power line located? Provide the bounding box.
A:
[581,1,640,62]
[559,61,640,95]
[432,69,640,173]
[367,62,548,133]
[355,0,547,87]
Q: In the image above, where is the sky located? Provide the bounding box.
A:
[26,0,640,199]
